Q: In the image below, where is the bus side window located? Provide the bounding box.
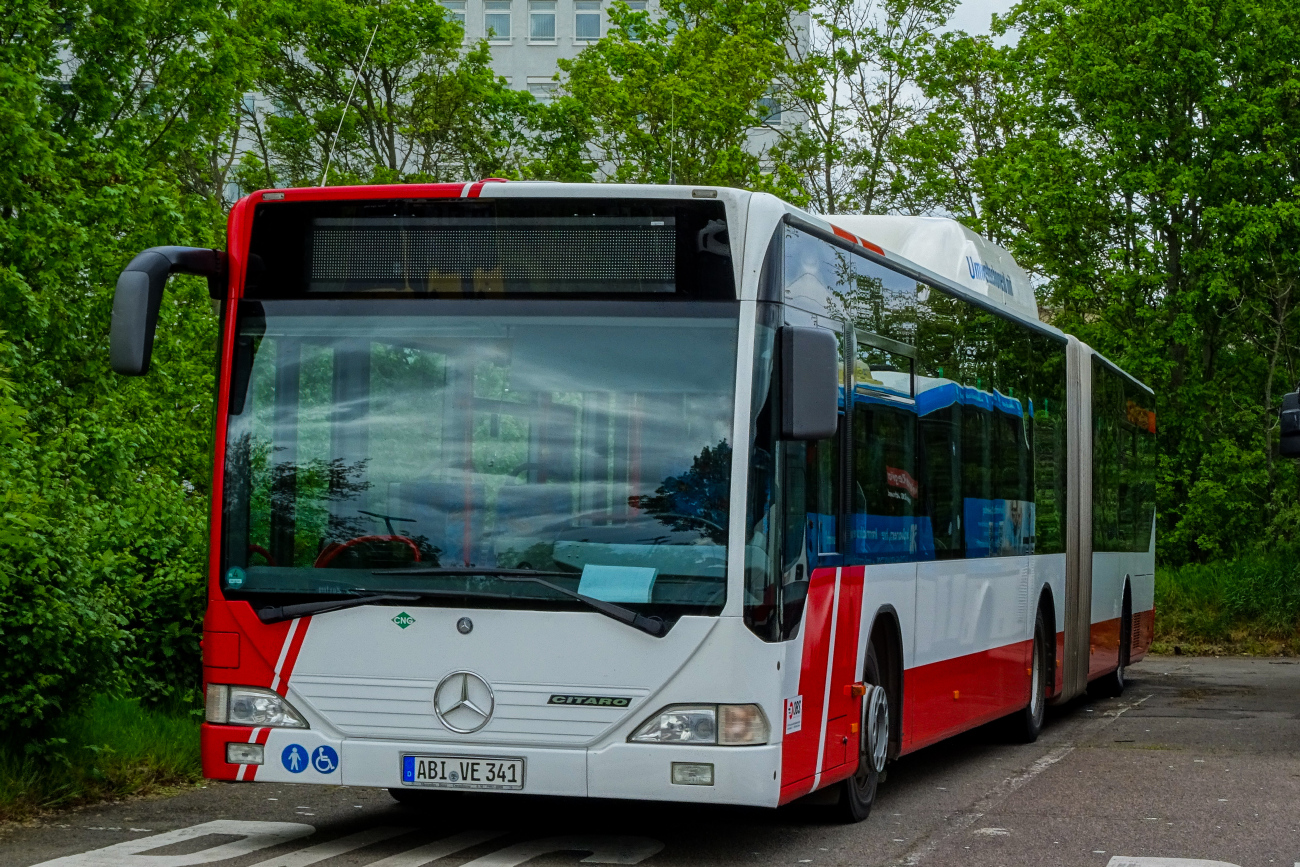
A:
[850,347,923,563]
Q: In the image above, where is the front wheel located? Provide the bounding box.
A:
[837,644,889,823]
[1012,606,1049,742]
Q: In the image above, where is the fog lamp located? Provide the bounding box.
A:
[671,762,714,785]
[226,742,264,765]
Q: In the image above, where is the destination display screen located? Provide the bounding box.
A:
[244,198,735,298]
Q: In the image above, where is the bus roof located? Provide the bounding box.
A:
[821,215,1040,322]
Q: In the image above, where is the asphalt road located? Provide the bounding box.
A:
[5,656,1298,867]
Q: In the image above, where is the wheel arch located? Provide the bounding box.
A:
[865,605,904,759]
[1036,584,1059,700]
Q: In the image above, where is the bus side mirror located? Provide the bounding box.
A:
[111,246,227,375]
[1282,391,1300,458]
[780,326,839,440]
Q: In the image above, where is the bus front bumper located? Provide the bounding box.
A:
[204,724,781,808]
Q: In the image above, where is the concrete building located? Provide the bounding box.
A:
[440,0,648,102]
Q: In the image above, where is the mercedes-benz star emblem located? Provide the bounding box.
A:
[433,671,494,733]
[457,617,473,634]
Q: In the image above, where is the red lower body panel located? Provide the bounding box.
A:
[901,638,1033,755]
[1088,617,1122,679]
[203,723,271,781]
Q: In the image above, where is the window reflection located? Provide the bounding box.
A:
[223,302,739,614]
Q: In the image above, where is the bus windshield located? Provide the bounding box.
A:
[220,299,739,619]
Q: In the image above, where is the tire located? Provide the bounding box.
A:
[1089,590,1131,699]
[1012,606,1049,742]
[836,643,888,823]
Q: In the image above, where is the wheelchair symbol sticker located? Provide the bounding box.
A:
[311,745,339,774]
[281,744,307,774]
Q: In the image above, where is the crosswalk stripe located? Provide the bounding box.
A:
[246,827,412,867]
[365,831,504,867]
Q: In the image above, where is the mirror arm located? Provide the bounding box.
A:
[110,246,227,376]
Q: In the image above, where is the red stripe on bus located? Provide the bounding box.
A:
[821,569,863,779]
[779,566,839,802]
[244,727,274,781]
[831,225,857,244]
[249,184,471,204]
[819,566,865,783]
[901,638,1033,754]
[859,238,885,255]
[276,616,312,696]
[469,179,508,197]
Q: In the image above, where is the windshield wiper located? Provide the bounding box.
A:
[368,567,667,637]
[257,593,420,624]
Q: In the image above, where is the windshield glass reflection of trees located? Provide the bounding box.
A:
[222,304,739,614]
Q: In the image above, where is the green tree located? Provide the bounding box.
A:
[239,0,568,188]
[770,0,955,213]
[899,0,1300,561]
[0,0,257,723]
[558,0,798,187]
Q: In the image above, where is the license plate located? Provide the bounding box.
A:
[401,754,525,790]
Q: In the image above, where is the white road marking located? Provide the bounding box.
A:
[33,825,662,867]
[901,694,1154,865]
[245,827,411,867]
[365,831,505,867]
[30,821,314,867]
[460,836,665,866]
[1107,859,1243,867]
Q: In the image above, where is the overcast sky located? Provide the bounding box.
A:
[945,0,1019,37]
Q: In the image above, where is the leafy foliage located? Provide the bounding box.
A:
[1,0,1299,740]
[559,0,797,187]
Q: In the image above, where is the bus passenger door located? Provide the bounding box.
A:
[779,334,877,799]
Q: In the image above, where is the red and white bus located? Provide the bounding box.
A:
[110,182,1155,821]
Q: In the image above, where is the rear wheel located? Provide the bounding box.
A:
[837,643,889,823]
[1012,606,1049,742]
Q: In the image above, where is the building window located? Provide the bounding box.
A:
[485,0,512,40]
[623,0,647,40]
[528,77,557,103]
[575,1,600,41]
[529,1,556,41]
[442,0,466,28]
[759,94,782,124]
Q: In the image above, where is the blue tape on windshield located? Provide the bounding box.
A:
[578,564,658,603]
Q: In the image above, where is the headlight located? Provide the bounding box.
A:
[630,704,769,745]
[205,684,308,728]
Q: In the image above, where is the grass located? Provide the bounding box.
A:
[0,695,201,822]
[1153,554,1300,656]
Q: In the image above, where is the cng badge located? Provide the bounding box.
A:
[392,612,416,629]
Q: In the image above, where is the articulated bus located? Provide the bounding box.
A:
[110,182,1156,821]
